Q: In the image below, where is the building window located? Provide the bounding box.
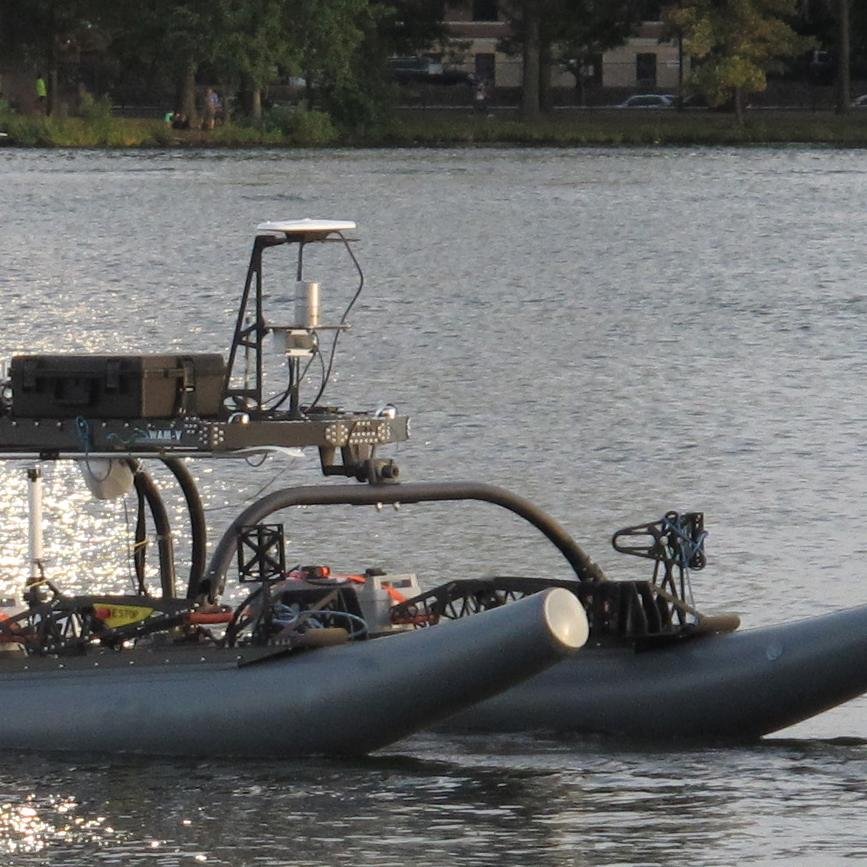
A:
[636,53,657,87]
[472,0,498,21]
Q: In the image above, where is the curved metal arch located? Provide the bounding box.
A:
[200,481,608,603]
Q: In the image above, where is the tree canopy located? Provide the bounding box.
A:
[0,0,862,127]
[499,0,660,119]
[667,0,814,120]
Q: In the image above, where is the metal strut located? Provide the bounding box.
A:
[200,481,608,603]
[223,233,284,413]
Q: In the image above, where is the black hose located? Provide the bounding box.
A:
[133,482,147,594]
[163,458,207,599]
[131,467,176,599]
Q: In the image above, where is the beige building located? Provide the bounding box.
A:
[441,2,682,91]
[602,21,684,89]
[442,1,518,86]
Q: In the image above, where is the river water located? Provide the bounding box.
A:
[0,146,865,864]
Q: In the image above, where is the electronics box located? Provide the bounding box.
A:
[10,354,226,419]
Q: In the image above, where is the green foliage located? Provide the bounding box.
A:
[3,107,867,148]
[288,109,339,145]
[216,0,299,90]
[554,0,643,78]
[378,1,447,56]
[375,109,867,147]
[208,123,286,146]
[0,115,166,147]
[77,93,113,122]
[667,0,815,110]
[261,107,338,145]
[0,0,460,132]
[500,0,639,75]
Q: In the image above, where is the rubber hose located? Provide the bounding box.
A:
[131,467,176,598]
[163,458,207,599]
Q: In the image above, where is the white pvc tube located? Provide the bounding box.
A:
[27,466,43,581]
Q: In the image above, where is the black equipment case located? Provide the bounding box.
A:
[10,354,226,419]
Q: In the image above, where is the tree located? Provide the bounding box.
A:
[522,1,543,119]
[0,0,101,115]
[378,0,448,56]
[502,0,644,119]
[298,0,445,129]
[667,0,813,122]
[101,2,229,123]
[835,0,850,112]
[799,0,855,112]
[215,0,299,122]
[554,0,645,106]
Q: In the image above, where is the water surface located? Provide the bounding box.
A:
[0,146,865,864]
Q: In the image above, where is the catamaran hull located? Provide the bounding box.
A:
[0,588,587,757]
[442,603,867,739]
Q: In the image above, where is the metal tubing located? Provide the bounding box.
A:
[202,481,607,602]
[26,466,44,585]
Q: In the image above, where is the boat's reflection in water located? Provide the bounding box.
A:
[0,734,864,865]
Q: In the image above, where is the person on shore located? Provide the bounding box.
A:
[474,78,488,114]
[35,73,47,114]
[211,90,224,125]
[203,88,222,130]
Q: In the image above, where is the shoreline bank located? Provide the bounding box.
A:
[2,109,867,149]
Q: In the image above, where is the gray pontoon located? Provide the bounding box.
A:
[202,480,867,741]
[0,587,586,756]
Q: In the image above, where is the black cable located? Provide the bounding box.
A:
[264,348,319,412]
[201,470,283,514]
[222,567,298,646]
[243,453,269,468]
[308,232,365,410]
[223,583,264,647]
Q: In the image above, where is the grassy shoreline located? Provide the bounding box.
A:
[2,109,867,148]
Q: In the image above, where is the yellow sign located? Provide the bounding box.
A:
[95,605,154,628]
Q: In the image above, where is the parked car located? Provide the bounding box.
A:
[388,57,443,84]
[616,94,674,108]
[851,94,867,109]
[440,68,472,86]
[680,93,710,109]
